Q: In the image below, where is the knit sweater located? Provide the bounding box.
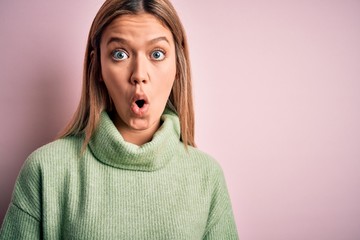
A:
[0,109,239,240]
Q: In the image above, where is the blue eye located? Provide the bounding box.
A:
[151,50,165,61]
[112,49,128,61]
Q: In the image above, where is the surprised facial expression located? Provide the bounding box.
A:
[100,13,176,138]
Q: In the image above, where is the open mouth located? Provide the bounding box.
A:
[135,99,146,108]
[131,94,149,116]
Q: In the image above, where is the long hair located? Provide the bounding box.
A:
[58,0,195,150]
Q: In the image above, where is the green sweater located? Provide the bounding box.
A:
[0,109,238,239]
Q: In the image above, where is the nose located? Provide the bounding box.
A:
[130,55,149,85]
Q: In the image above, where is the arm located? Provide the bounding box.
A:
[203,167,239,240]
[0,156,42,239]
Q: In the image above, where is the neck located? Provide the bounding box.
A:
[113,115,161,146]
[119,126,160,146]
[88,110,181,171]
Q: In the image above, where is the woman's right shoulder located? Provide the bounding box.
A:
[25,135,84,169]
[7,136,85,222]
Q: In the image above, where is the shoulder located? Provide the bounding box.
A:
[15,135,84,195]
[30,135,82,157]
[10,136,82,219]
[185,146,223,170]
[23,135,83,174]
[176,145,225,182]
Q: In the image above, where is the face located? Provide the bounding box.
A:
[100,13,176,138]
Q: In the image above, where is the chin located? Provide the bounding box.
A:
[128,117,157,131]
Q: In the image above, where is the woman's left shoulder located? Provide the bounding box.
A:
[178,145,224,176]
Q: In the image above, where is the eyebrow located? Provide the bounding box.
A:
[106,36,170,46]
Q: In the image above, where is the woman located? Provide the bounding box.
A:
[0,0,238,239]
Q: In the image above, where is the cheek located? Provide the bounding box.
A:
[101,68,116,93]
[100,58,126,91]
[158,66,176,96]
[100,50,123,83]
[163,58,177,87]
[101,67,128,103]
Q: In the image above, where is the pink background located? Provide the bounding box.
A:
[1,0,360,239]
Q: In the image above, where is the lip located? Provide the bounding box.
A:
[130,92,149,117]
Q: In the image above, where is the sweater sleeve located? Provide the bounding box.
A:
[0,155,42,239]
[203,166,239,240]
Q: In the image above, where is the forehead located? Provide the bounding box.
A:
[101,13,173,43]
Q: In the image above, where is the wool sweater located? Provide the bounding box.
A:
[0,109,239,240]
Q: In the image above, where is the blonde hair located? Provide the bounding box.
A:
[58,0,195,149]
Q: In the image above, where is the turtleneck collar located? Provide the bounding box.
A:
[88,108,181,172]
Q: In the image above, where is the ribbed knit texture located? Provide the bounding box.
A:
[0,109,239,240]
